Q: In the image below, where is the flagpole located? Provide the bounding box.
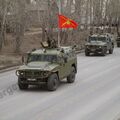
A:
[58,0,62,47]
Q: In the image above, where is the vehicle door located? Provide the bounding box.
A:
[58,55,70,79]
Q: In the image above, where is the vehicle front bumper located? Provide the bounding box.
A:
[86,48,103,53]
[18,76,48,85]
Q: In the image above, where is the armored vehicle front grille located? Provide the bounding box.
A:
[89,45,97,49]
[25,71,32,76]
[23,71,45,78]
[34,72,40,76]
[24,71,38,77]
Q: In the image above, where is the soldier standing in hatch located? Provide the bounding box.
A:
[45,30,57,48]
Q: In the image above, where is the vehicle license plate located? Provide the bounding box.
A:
[28,79,36,81]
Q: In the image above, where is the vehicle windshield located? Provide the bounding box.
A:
[27,54,57,63]
[89,37,106,42]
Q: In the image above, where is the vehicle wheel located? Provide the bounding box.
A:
[18,78,28,90]
[102,51,105,56]
[102,49,106,56]
[109,49,113,54]
[47,73,59,91]
[18,80,28,90]
[67,67,76,83]
[117,43,120,47]
[18,83,28,90]
[85,50,90,56]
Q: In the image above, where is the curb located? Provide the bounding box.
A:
[0,65,21,74]
[76,49,84,54]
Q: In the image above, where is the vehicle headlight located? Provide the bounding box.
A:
[39,71,49,77]
[43,71,49,76]
[16,70,24,76]
[16,70,20,76]
[20,72,24,76]
[99,46,102,48]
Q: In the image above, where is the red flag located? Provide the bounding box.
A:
[58,15,78,29]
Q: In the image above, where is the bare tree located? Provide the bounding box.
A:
[14,0,26,53]
[0,0,9,50]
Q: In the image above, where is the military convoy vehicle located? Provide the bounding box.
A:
[85,34,114,56]
[16,45,77,91]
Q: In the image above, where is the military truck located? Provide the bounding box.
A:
[16,46,77,91]
[85,34,114,56]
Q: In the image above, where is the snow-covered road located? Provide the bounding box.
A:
[0,48,120,120]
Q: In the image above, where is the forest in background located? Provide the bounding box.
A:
[0,0,120,54]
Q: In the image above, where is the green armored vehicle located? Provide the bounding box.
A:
[85,34,114,56]
[16,46,77,91]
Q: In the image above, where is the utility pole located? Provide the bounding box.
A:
[58,0,62,47]
[47,0,53,38]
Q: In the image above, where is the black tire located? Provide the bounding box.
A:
[18,82,28,90]
[102,49,107,56]
[102,51,105,56]
[47,73,59,91]
[18,78,28,90]
[117,43,120,47]
[85,50,90,56]
[67,67,76,83]
[109,48,113,54]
